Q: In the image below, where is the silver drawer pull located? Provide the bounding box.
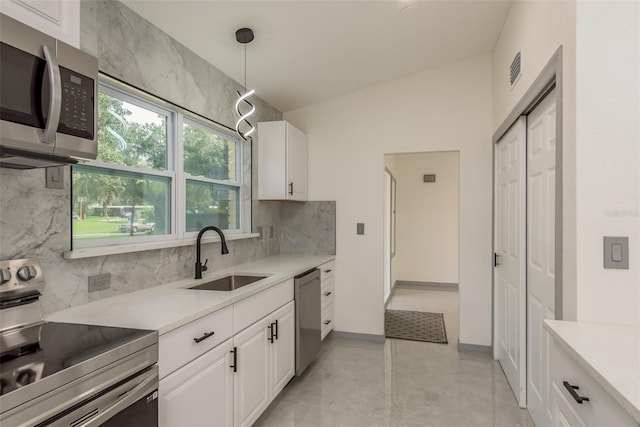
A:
[194,331,215,343]
[324,320,332,325]
[324,269,332,273]
[563,381,590,404]
[324,291,332,296]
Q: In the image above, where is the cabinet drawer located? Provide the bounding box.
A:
[320,260,334,282]
[234,279,293,334]
[321,277,335,311]
[321,304,334,341]
[159,305,233,379]
[551,341,636,427]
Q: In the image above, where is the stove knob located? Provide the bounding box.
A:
[16,369,36,386]
[17,266,36,281]
[0,269,11,284]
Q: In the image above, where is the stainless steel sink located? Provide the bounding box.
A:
[188,275,267,291]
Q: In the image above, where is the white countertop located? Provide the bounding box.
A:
[544,320,640,423]
[47,254,334,335]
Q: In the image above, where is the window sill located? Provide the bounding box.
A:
[63,233,260,260]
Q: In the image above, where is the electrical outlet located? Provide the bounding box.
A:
[357,223,365,235]
[88,273,111,292]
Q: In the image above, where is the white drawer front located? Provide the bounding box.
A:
[321,304,334,340]
[321,277,335,311]
[234,279,293,334]
[552,383,588,427]
[320,260,334,282]
[159,305,233,379]
[552,341,636,427]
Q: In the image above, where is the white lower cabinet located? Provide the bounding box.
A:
[159,338,234,427]
[319,260,335,340]
[233,317,270,427]
[159,294,295,427]
[234,301,295,427]
[269,301,295,397]
[550,339,637,427]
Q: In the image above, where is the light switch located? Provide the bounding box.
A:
[611,243,623,262]
[357,223,365,235]
[603,236,629,269]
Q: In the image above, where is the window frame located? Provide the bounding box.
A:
[71,75,245,249]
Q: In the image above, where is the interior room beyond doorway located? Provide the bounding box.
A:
[383,151,460,340]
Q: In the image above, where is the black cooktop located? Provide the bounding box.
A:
[0,322,155,397]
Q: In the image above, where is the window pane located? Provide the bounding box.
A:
[183,122,236,181]
[186,180,239,232]
[98,91,168,170]
[72,165,171,241]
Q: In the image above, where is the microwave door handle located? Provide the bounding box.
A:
[41,45,62,144]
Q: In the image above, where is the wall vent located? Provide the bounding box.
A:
[509,51,522,86]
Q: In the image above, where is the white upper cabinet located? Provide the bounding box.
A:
[0,0,80,47]
[258,120,308,201]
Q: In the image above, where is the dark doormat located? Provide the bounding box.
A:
[384,310,448,344]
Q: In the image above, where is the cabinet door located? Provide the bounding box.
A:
[159,338,233,427]
[234,317,270,427]
[1,0,80,47]
[270,301,295,398]
[286,124,308,201]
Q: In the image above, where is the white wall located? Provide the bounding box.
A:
[493,0,578,320]
[388,152,459,284]
[285,54,493,345]
[575,1,640,325]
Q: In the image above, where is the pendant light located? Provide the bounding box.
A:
[234,27,256,141]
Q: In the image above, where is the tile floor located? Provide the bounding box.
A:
[255,286,534,427]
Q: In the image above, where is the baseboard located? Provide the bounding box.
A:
[457,341,492,354]
[331,330,386,343]
[396,280,459,292]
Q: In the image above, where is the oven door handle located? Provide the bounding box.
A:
[76,367,159,427]
[41,45,62,144]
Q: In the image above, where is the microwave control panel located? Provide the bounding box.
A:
[58,66,95,141]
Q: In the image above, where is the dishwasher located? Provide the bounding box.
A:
[294,268,321,376]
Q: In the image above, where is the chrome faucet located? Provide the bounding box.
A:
[195,226,229,279]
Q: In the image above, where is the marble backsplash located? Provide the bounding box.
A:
[0,0,335,315]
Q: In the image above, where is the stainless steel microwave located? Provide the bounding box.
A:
[0,14,98,169]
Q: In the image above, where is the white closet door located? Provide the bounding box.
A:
[494,116,527,407]
[526,89,557,427]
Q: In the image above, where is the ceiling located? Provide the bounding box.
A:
[122,0,512,113]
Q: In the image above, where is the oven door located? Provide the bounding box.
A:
[40,366,158,427]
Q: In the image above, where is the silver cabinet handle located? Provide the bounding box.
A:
[41,45,61,144]
[324,269,332,273]
[324,320,332,325]
[324,291,332,296]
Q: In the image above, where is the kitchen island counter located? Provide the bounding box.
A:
[544,319,640,424]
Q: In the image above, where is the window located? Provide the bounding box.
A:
[183,119,241,232]
[72,78,244,247]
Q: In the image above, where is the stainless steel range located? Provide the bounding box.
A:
[0,258,159,426]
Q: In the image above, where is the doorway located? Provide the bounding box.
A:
[383,151,460,344]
